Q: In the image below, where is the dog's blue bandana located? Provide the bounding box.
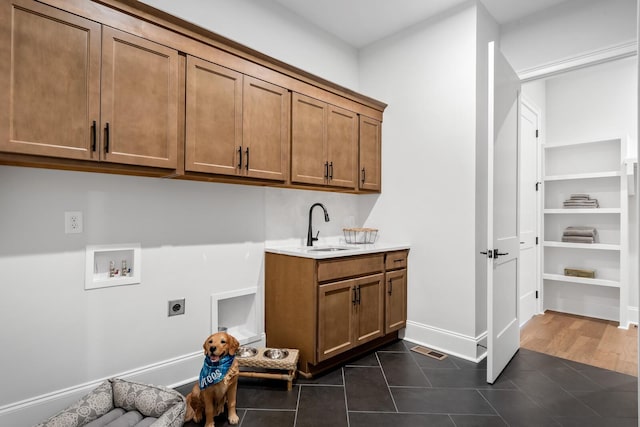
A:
[199,354,235,390]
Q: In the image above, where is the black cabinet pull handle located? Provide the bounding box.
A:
[361,167,366,184]
[352,286,357,305]
[324,161,329,179]
[91,121,97,152]
[329,162,333,180]
[238,146,243,169]
[104,123,110,153]
[388,278,393,295]
[245,147,249,170]
[356,285,361,305]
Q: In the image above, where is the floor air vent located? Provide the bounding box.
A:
[410,345,448,360]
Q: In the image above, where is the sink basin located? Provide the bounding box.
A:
[307,246,352,252]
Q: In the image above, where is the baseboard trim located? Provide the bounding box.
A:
[626,306,639,327]
[0,351,202,427]
[404,320,486,363]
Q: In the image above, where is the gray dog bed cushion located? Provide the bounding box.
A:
[35,378,186,427]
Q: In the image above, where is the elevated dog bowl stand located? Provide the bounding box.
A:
[237,348,299,390]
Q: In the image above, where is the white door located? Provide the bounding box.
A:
[519,99,541,325]
[486,41,521,384]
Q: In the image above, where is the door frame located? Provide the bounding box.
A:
[519,95,543,320]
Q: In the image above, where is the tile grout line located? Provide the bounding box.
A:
[375,350,399,413]
[292,383,302,427]
[473,388,511,427]
[341,367,351,427]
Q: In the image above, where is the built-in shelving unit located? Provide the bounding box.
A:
[542,137,628,326]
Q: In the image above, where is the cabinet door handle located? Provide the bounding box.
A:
[91,121,97,152]
[324,161,329,179]
[361,167,366,184]
[237,146,243,169]
[388,278,393,295]
[356,285,361,305]
[352,286,357,306]
[245,147,250,170]
[104,123,110,153]
[329,161,333,180]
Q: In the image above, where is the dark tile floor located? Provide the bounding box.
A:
[176,340,638,427]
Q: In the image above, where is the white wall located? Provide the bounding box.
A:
[139,0,360,90]
[358,2,482,357]
[543,58,639,321]
[0,167,264,400]
[546,58,638,149]
[500,0,637,73]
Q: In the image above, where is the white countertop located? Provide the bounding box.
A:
[265,242,410,259]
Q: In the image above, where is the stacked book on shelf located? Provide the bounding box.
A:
[561,226,598,243]
[562,193,599,208]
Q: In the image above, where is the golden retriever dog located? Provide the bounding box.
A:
[184,332,240,427]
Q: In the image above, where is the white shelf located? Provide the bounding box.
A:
[543,208,621,214]
[543,138,622,150]
[543,241,620,251]
[544,171,621,181]
[542,137,628,324]
[543,273,620,288]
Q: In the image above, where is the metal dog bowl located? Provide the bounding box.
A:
[263,348,289,360]
[237,346,258,358]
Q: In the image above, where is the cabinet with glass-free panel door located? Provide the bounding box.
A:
[0,0,180,169]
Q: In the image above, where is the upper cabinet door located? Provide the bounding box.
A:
[0,0,101,160]
[101,26,179,169]
[185,56,243,175]
[327,105,357,189]
[359,116,382,192]
[242,76,290,181]
[291,93,327,186]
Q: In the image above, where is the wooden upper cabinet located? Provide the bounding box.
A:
[242,76,290,181]
[291,93,326,185]
[101,27,179,168]
[291,93,328,185]
[359,116,382,192]
[292,93,357,189]
[0,1,179,169]
[0,0,384,188]
[0,0,101,160]
[185,57,289,181]
[185,56,243,175]
[327,105,358,188]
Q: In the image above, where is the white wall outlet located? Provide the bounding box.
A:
[64,211,83,234]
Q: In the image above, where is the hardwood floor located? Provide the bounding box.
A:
[520,310,638,376]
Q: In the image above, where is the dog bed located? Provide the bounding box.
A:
[35,378,186,427]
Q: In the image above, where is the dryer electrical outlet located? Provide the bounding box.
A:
[168,299,185,316]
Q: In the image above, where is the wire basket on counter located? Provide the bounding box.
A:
[343,228,378,244]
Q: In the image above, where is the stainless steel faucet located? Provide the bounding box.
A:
[307,203,330,246]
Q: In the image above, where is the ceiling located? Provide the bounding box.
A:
[272,0,571,48]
